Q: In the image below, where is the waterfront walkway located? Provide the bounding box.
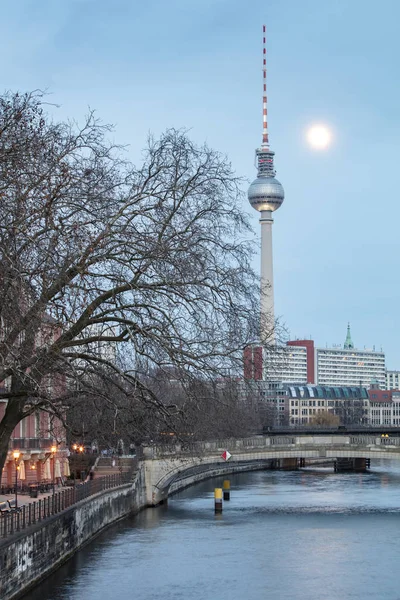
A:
[0,484,72,507]
[0,471,135,539]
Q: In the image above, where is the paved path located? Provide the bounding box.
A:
[0,487,69,506]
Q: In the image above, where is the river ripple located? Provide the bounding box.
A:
[23,460,400,600]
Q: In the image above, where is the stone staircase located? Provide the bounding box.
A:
[93,456,137,479]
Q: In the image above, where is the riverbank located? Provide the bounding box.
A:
[20,461,400,600]
[0,467,146,600]
[0,456,338,600]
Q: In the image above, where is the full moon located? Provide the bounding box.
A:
[306,124,332,150]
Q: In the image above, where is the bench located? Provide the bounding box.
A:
[0,501,10,514]
[7,499,22,512]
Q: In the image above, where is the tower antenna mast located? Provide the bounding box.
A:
[262,24,269,147]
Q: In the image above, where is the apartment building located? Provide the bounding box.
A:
[245,325,386,389]
[386,371,400,390]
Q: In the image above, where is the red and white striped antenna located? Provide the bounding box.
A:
[262,24,269,147]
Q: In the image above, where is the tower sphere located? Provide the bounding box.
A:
[248,175,284,213]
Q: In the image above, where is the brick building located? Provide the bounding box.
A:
[0,314,69,489]
[0,400,69,489]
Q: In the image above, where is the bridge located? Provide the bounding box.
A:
[142,434,400,505]
[266,426,400,436]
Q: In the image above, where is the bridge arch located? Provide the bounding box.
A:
[142,434,400,505]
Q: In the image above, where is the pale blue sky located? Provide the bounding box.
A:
[2,0,400,365]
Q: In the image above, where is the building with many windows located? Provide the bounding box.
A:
[316,344,385,389]
[274,344,309,384]
[287,384,369,426]
[246,325,386,389]
[386,370,400,390]
[242,376,400,428]
[367,389,400,426]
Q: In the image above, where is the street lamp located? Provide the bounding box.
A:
[51,445,57,495]
[13,450,20,508]
[79,445,84,481]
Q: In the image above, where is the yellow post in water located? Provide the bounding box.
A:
[214,488,223,513]
[223,480,230,501]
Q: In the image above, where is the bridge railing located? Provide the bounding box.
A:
[349,436,379,445]
[148,435,300,458]
[377,437,400,446]
[349,436,400,446]
[147,437,267,457]
[238,437,268,448]
[270,437,296,446]
[144,434,400,459]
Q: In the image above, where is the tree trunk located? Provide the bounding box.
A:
[0,397,26,479]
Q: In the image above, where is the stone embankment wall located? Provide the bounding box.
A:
[0,467,146,600]
[0,455,293,599]
[169,460,274,495]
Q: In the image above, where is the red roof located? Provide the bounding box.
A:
[368,390,393,403]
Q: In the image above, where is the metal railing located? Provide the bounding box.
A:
[0,471,133,539]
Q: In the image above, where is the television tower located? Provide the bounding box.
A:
[248,25,284,340]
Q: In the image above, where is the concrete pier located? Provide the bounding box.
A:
[334,457,370,472]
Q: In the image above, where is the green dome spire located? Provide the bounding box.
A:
[344,322,354,349]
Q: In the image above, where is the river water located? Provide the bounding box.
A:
[23,460,400,600]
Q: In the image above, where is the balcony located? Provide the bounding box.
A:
[10,438,52,450]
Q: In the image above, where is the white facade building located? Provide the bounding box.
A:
[260,325,386,389]
[287,385,369,426]
[264,345,308,383]
[368,390,400,426]
[316,347,386,389]
[316,325,385,388]
[386,370,400,390]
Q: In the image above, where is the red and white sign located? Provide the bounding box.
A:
[221,450,232,461]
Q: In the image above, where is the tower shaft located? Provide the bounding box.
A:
[260,211,274,340]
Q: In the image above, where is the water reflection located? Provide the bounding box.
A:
[23,460,400,600]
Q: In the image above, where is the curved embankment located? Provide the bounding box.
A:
[0,458,277,600]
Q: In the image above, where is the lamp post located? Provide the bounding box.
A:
[72,444,78,483]
[13,450,20,508]
[51,445,57,495]
[79,445,84,481]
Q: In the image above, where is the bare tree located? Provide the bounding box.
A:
[309,411,340,427]
[66,369,165,449]
[160,377,261,441]
[334,398,367,426]
[67,371,261,449]
[0,91,268,474]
